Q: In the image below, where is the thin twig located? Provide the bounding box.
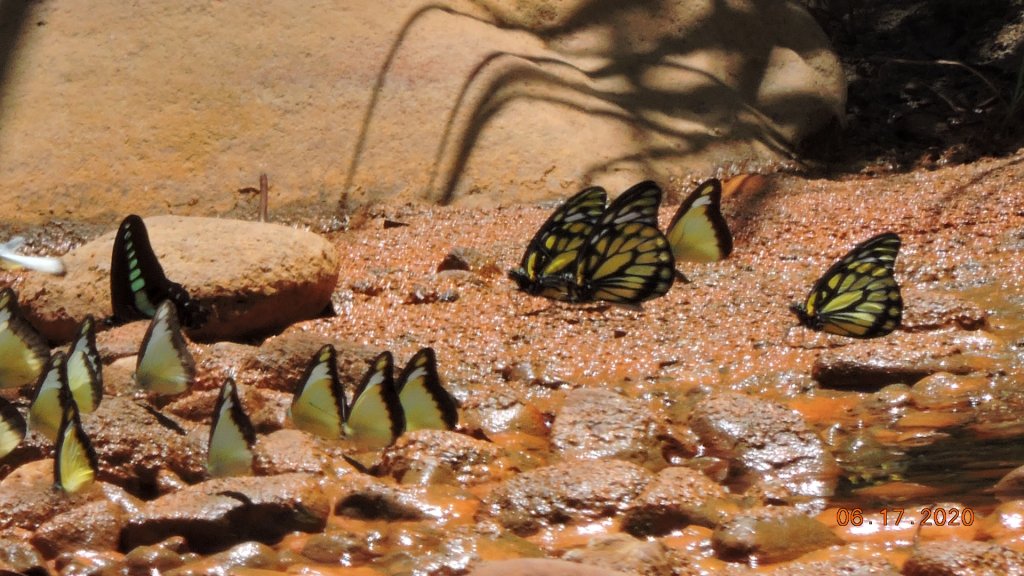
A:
[259,173,268,222]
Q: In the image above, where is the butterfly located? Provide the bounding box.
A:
[396,347,458,432]
[344,351,405,448]
[790,232,903,339]
[28,351,71,442]
[0,398,26,461]
[665,178,733,281]
[207,376,256,477]
[543,181,675,304]
[289,344,347,439]
[0,236,66,275]
[109,215,207,329]
[0,288,50,389]
[135,300,196,396]
[54,401,99,493]
[508,186,608,298]
[66,316,103,413]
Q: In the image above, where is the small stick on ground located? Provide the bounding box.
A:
[258,173,268,222]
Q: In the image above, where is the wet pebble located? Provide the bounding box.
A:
[562,534,679,576]
[378,429,505,485]
[460,386,549,437]
[551,389,662,465]
[54,548,123,576]
[334,475,437,521]
[300,530,376,565]
[31,499,126,559]
[436,247,500,275]
[910,371,989,410]
[622,466,738,536]
[123,539,187,574]
[468,558,635,576]
[763,555,900,575]
[902,288,988,332]
[978,500,1024,541]
[711,507,842,563]
[0,537,47,575]
[903,540,1024,575]
[253,429,336,475]
[165,541,280,575]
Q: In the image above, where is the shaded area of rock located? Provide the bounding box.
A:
[122,473,329,553]
[378,429,505,486]
[483,459,652,535]
[19,216,338,342]
[30,499,125,559]
[903,540,1024,576]
[123,538,188,575]
[551,389,661,466]
[622,466,738,536]
[333,476,435,522]
[711,508,842,564]
[689,393,838,511]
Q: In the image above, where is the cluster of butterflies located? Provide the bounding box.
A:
[509,177,904,339]
[0,214,460,492]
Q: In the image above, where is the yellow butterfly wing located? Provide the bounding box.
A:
[28,351,70,442]
[509,186,607,299]
[66,316,103,413]
[289,344,346,438]
[343,352,405,448]
[396,348,458,432]
[207,377,256,478]
[0,288,50,389]
[0,399,26,461]
[135,301,196,396]
[666,178,733,263]
[790,232,903,339]
[54,402,99,493]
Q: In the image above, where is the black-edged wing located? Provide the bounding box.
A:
[508,186,607,299]
[207,376,256,478]
[289,344,347,439]
[135,300,196,396]
[28,351,71,442]
[0,288,50,389]
[666,178,733,264]
[66,316,103,413]
[54,401,99,493]
[344,351,405,448]
[0,398,26,461]
[109,214,207,328]
[396,348,457,432]
[790,232,903,339]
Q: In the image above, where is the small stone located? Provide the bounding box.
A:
[551,389,662,466]
[903,540,1024,575]
[712,508,842,563]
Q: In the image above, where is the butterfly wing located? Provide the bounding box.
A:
[344,352,405,448]
[66,316,103,413]
[54,401,99,493]
[0,398,26,460]
[135,301,196,396]
[509,186,607,297]
[396,348,458,432]
[207,377,256,477]
[28,352,70,442]
[109,215,206,328]
[790,232,903,338]
[0,288,50,389]
[568,182,675,304]
[289,344,347,438]
[666,178,733,263]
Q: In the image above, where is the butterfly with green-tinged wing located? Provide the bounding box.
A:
[135,300,196,396]
[666,178,733,282]
[0,288,50,390]
[54,400,99,493]
[344,351,405,449]
[396,347,458,432]
[66,316,103,413]
[289,344,347,439]
[28,351,71,442]
[790,232,903,339]
[109,215,207,329]
[509,186,608,299]
[541,180,675,304]
[207,376,256,478]
[0,398,26,461]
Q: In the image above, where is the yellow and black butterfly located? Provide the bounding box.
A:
[544,181,675,304]
[790,232,903,339]
[54,400,99,493]
[396,348,458,432]
[135,300,196,396]
[289,344,347,439]
[207,376,256,478]
[665,178,733,281]
[109,215,207,328]
[344,352,405,449]
[66,316,103,413]
[28,351,71,442]
[509,186,608,298]
[0,398,26,461]
[0,288,50,389]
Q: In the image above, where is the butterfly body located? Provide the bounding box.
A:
[0,288,50,389]
[790,232,903,339]
[110,215,207,329]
